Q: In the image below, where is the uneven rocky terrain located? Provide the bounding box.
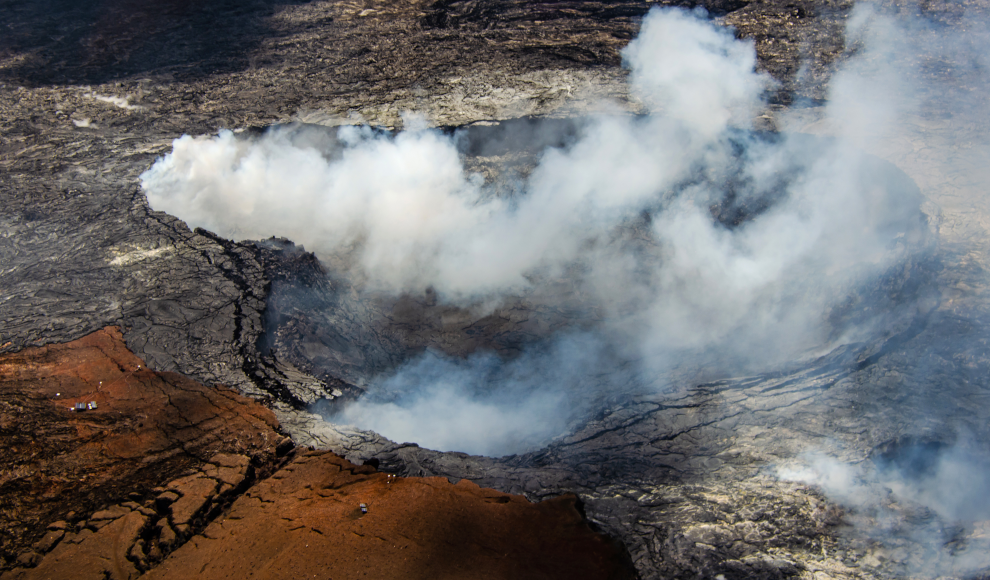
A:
[2,0,990,578]
[0,326,285,568]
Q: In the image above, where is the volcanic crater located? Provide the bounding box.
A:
[2,0,990,579]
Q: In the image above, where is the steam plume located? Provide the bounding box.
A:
[143,7,931,456]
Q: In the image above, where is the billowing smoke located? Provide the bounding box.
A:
[143,6,933,455]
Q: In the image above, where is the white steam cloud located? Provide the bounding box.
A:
[142,6,933,455]
[142,9,776,301]
[142,113,909,328]
[337,333,611,456]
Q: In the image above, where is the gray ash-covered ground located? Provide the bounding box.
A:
[3,0,990,578]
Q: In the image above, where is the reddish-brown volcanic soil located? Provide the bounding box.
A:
[146,449,634,580]
[0,329,634,579]
[0,327,284,567]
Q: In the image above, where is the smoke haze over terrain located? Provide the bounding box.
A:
[778,441,990,576]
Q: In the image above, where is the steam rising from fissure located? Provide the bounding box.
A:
[141,7,934,457]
